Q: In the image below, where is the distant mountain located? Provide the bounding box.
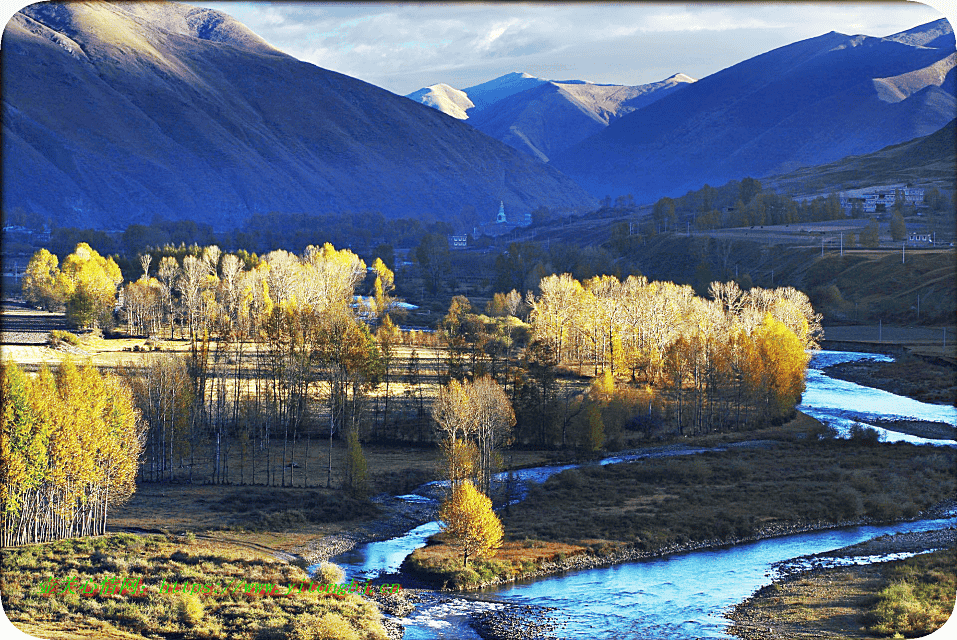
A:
[2,2,596,230]
[765,118,956,194]
[464,72,549,112]
[405,83,474,120]
[407,71,695,162]
[552,19,956,202]
[467,74,695,162]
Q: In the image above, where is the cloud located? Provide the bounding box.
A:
[191,2,948,94]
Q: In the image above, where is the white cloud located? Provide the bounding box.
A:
[153,2,957,92]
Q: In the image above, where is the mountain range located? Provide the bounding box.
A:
[550,19,956,201]
[3,2,953,234]
[1,1,596,231]
[408,72,695,161]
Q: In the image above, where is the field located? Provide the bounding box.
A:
[0,532,392,640]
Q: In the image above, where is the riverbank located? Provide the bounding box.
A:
[822,352,956,408]
[725,529,957,640]
[404,439,956,591]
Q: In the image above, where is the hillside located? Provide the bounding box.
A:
[1,2,596,230]
[552,19,956,202]
[765,119,957,195]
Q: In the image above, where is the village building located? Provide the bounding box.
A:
[473,201,532,238]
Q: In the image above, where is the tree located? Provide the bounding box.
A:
[744,314,809,421]
[890,210,907,242]
[415,233,451,294]
[22,249,62,310]
[470,376,515,495]
[438,480,503,567]
[738,178,762,205]
[345,428,369,498]
[59,243,124,329]
[370,257,395,319]
[653,197,676,232]
[859,220,880,249]
[433,379,478,487]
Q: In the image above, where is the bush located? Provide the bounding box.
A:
[315,562,345,585]
[48,330,82,347]
[175,592,204,626]
[849,423,882,446]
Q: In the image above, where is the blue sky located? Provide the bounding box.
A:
[1,1,954,94]
[186,1,955,94]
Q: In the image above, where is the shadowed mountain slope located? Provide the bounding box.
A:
[467,74,694,162]
[552,19,956,202]
[2,2,595,230]
[765,118,956,194]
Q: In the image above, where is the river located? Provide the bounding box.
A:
[329,350,956,639]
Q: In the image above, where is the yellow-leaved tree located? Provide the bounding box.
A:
[745,313,810,421]
[438,480,503,567]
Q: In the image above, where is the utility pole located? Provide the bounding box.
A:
[917,294,920,321]
[879,318,882,343]
[840,233,843,256]
[902,242,905,264]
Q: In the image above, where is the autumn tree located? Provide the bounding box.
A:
[433,379,478,488]
[470,376,515,495]
[2,360,143,546]
[744,314,810,421]
[859,220,880,248]
[59,243,123,329]
[22,248,63,311]
[438,480,503,567]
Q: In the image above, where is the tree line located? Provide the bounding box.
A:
[528,274,821,436]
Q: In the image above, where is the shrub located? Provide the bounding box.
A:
[175,592,204,627]
[849,423,882,446]
[48,330,82,347]
[315,562,345,585]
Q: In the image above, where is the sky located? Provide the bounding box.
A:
[0,1,954,94]
[181,0,954,95]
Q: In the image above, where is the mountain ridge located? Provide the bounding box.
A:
[551,19,956,201]
[2,1,596,230]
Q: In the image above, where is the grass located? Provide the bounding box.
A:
[404,535,589,589]
[0,533,388,640]
[499,439,955,550]
[863,549,957,637]
[209,487,380,532]
[728,547,956,640]
[47,329,83,347]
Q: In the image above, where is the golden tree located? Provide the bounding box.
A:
[438,480,503,567]
[22,248,63,311]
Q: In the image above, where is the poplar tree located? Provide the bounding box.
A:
[438,480,503,567]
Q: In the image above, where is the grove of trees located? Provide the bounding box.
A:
[1,361,144,546]
[22,243,123,329]
[117,243,386,490]
[527,274,820,435]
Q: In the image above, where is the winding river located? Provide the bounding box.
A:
[328,350,956,639]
